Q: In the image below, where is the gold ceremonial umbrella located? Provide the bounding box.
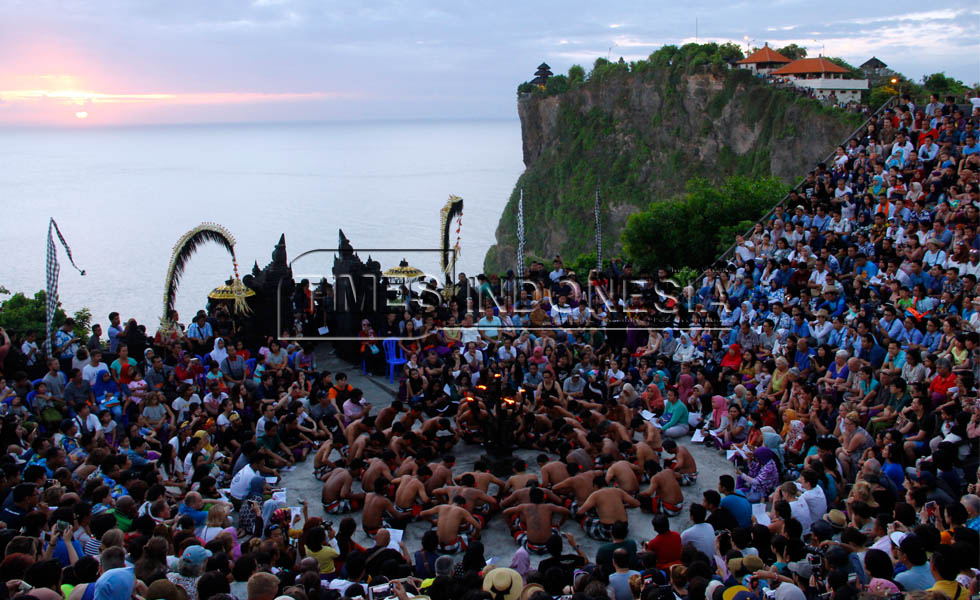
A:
[384,259,424,281]
[208,281,256,300]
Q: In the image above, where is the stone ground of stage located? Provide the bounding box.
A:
[276,345,736,568]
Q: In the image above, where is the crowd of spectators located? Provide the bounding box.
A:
[0,95,977,600]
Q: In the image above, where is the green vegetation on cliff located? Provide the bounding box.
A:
[622,175,786,271]
[484,43,866,274]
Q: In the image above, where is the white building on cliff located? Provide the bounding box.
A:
[770,57,868,104]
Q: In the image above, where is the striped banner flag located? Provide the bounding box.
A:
[516,189,526,278]
[595,186,602,271]
[46,219,85,357]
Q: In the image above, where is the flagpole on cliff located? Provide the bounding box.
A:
[516,189,526,280]
[594,185,602,272]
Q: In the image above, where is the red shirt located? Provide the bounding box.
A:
[929,372,956,397]
[645,531,682,569]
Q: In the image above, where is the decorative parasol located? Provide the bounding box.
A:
[163,223,252,320]
[209,281,257,300]
[384,259,424,281]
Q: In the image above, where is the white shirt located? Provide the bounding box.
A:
[230,463,259,500]
[735,241,756,263]
[681,522,716,558]
[800,485,827,526]
[82,362,109,386]
[75,413,102,435]
[459,326,483,346]
[171,394,201,422]
[497,345,517,363]
[789,497,813,534]
[21,341,39,366]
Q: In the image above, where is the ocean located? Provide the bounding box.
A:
[0,119,523,331]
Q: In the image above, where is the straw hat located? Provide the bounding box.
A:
[822,509,847,529]
[520,583,546,600]
[482,567,524,600]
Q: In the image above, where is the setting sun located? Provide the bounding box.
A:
[74,111,88,119]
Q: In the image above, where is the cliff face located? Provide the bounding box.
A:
[484,66,862,273]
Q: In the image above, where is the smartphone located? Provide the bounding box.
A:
[367,583,391,600]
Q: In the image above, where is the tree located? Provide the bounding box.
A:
[922,72,968,97]
[568,64,586,84]
[0,289,91,345]
[825,57,861,78]
[776,44,807,61]
[718,42,745,63]
[546,74,570,96]
[622,176,787,271]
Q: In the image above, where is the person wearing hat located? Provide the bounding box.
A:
[563,369,586,399]
[92,566,136,600]
[167,545,211,600]
[809,308,833,345]
[727,555,766,587]
[482,567,524,600]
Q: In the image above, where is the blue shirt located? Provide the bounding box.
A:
[187,321,213,341]
[878,317,904,341]
[178,503,208,527]
[894,563,935,591]
[721,491,752,528]
[51,539,85,568]
[789,320,810,339]
[794,347,815,372]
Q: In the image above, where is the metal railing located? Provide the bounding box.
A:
[699,95,898,284]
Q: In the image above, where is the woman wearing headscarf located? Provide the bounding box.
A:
[736,447,779,502]
[210,338,229,367]
[642,377,664,413]
[94,370,123,421]
[671,334,699,365]
[760,426,785,466]
[659,329,678,361]
[906,180,924,203]
[738,301,756,325]
[238,475,268,537]
[705,395,729,431]
[676,373,695,405]
[720,343,742,371]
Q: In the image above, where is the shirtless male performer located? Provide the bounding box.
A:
[576,476,640,541]
[553,466,598,518]
[321,465,365,514]
[432,474,499,529]
[537,455,571,488]
[603,456,642,494]
[361,478,412,536]
[457,460,506,494]
[502,459,538,494]
[502,486,571,553]
[637,460,685,516]
[661,439,698,486]
[418,496,482,554]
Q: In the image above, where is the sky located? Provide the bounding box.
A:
[0,0,977,126]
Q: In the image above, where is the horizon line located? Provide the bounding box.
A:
[0,115,520,131]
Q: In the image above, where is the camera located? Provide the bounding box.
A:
[807,553,823,579]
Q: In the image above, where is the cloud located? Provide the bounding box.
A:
[0,0,976,124]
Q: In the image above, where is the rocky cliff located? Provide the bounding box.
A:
[483,60,864,273]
